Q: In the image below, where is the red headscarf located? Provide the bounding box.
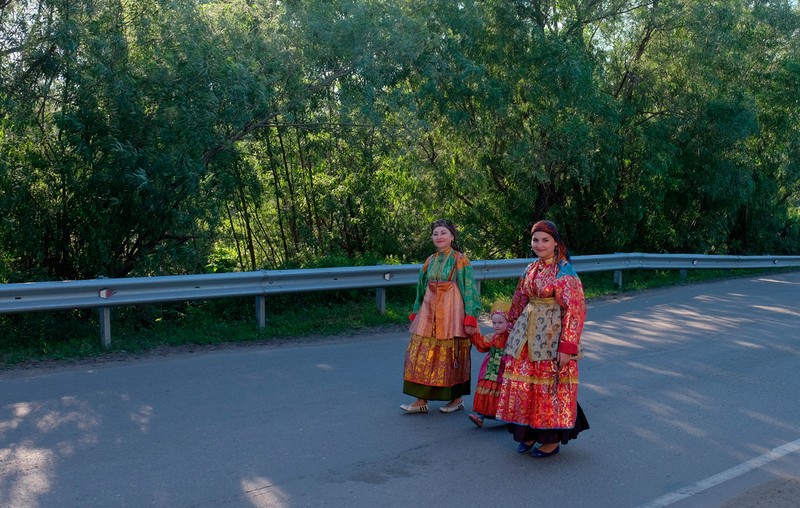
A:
[531,220,571,264]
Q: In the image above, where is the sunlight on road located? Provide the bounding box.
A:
[241,476,290,507]
[751,305,800,317]
[1,398,101,507]
[731,340,766,349]
[581,329,647,350]
[130,404,154,432]
[0,444,55,507]
[755,278,800,286]
[626,362,686,378]
[1,401,33,433]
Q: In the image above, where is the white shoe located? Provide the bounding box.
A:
[439,402,464,413]
[400,403,428,413]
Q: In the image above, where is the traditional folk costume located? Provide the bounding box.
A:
[469,301,511,424]
[496,222,589,448]
[403,247,481,403]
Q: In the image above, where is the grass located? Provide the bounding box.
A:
[1,267,796,367]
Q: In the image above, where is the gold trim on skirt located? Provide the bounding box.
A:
[404,333,471,387]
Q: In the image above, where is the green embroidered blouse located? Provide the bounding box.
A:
[411,248,482,323]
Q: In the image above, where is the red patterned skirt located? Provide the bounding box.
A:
[472,346,505,418]
[496,344,579,429]
[473,379,502,418]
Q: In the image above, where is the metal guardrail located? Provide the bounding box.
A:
[1,253,799,347]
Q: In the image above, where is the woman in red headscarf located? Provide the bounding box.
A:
[495,220,590,457]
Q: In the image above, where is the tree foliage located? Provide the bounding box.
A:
[1,0,798,283]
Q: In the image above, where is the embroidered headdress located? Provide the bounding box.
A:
[490,300,511,319]
[531,220,571,264]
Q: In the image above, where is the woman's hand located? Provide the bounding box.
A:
[557,352,573,367]
[465,325,477,336]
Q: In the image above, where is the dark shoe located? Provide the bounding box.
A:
[530,445,560,458]
[468,413,484,427]
[516,442,535,453]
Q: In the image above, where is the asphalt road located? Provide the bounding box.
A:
[2,272,799,507]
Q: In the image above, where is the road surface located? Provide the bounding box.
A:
[2,272,799,507]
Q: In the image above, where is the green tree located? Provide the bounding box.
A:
[1,0,226,279]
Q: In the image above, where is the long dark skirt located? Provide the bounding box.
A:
[509,402,590,445]
[403,380,471,401]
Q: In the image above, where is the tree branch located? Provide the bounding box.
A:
[201,65,352,167]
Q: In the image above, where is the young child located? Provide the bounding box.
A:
[468,300,511,427]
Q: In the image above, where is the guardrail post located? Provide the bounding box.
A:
[255,296,266,329]
[679,269,688,281]
[613,270,623,288]
[375,264,391,315]
[375,287,386,315]
[99,307,111,348]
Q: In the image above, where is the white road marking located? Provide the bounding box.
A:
[637,438,800,507]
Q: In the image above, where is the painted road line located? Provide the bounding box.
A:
[637,438,800,508]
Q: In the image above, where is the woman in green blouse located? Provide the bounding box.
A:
[401,219,482,414]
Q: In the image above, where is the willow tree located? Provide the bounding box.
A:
[0,0,232,280]
[736,1,800,254]
[392,0,624,258]
[2,0,798,285]
[208,0,434,269]
[592,0,800,254]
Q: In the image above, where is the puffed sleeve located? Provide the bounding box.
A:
[554,262,586,356]
[410,256,432,316]
[455,254,481,328]
[506,263,534,327]
[469,331,492,353]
